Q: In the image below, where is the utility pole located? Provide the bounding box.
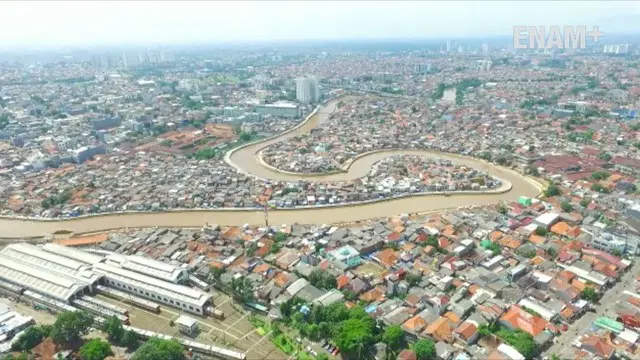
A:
[263,203,269,228]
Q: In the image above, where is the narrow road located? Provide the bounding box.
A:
[544,262,639,358]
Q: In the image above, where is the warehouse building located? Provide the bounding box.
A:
[0,244,102,290]
[0,244,211,315]
[104,254,189,284]
[0,253,91,303]
[42,243,105,265]
[93,262,211,315]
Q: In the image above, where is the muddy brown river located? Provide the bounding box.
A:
[0,97,542,238]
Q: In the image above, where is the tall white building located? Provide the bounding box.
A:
[295,77,319,104]
[481,43,489,55]
[446,40,453,52]
[122,52,140,69]
[603,44,630,55]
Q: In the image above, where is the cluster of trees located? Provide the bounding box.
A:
[102,316,138,348]
[591,183,611,194]
[191,147,218,160]
[535,226,548,237]
[11,309,186,360]
[279,301,377,359]
[455,78,482,105]
[131,338,185,360]
[519,97,553,109]
[12,311,110,358]
[489,242,502,256]
[308,269,337,290]
[41,189,72,209]
[561,201,573,213]
[597,152,612,162]
[239,131,254,142]
[79,339,113,360]
[479,323,536,359]
[567,130,594,143]
[0,113,11,130]
[478,151,492,161]
[591,171,611,180]
[580,287,599,302]
[231,277,255,304]
[432,83,446,100]
[544,183,561,197]
[278,298,437,360]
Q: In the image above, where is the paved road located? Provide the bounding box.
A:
[544,262,639,358]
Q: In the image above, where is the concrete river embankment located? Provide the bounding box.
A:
[0,96,542,238]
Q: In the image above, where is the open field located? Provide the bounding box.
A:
[354,261,387,277]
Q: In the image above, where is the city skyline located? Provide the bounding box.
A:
[0,1,639,49]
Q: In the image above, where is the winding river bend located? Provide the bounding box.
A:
[0,97,542,238]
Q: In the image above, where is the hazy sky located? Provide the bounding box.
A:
[0,1,638,48]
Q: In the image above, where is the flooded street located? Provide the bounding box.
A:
[0,97,541,238]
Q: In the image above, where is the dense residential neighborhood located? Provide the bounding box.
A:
[0,7,640,360]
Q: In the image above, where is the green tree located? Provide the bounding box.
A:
[1,353,32,360]
[561,201,573,213]
[239,132,253,142]
[581,287,598,302]
[102,316,124,341]
[335,317,375,359]
[544,183,561,197]
[535,226,548,237]
[132,338,184,360]
[580,198,590,207]
[231,277,254,304]
[490,242,502,256]
[270,242,281,254]
[495,156,508,165]
[413,339,436,360]
[382,325,405,355]
[11,326,48,351]
[316,354,329,360]
[120,329,138,348]
[591,171,611,180]
[309,269,337,290]
[210,266,225,282]
[478,151,492,161]
[274,231,288,242]
[50,311,94,345]
[497,329,536,359]
[497,204,508,215]
[591,183,610,194]
[405,274,422,287]
[612,248,623,257]
[79,339,112,360]
[598,152,612,161]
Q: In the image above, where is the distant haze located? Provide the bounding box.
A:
[0,0,639,48]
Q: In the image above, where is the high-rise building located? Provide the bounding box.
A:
[446,40,453,52]
[603,44,630,55]
[295,77,319,104]
[481,44,490,55]
[476,60,492,71]
[122,52,140,68]
[415,63,433,74]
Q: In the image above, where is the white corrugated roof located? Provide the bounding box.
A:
[42,243,104,264]
[92,263,209,308]
[0,254,85,301]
